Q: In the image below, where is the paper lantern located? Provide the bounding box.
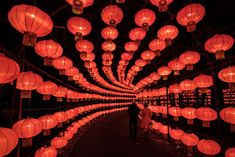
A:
[176,4,205,32]
[180,79,196,92]
[53,112,68,128]
[179,50,200,70]
[75,39,94,53]
[12,118,43,147]
[102,52,114,61]
[148,39,166,56]
[34,40,63,65]
[150,0,173,12]
[36,81,57,100]
[66,0,94,14]
[159,125,169,138]
[52,56,73,75]
[135,59,147,67]
[16,72,43,98]
[141,50,155,63]
[35,146,57,157]
[52,86,68,101]
[197,139,221,155]
[124,41,139,52]
[51,137,68,149]
[220,107,235,132]
[225,148,235,157]
[67,17,92,41]
[168,58,185,75]
[169,128,184,142]
[101,26,118,41]
[102,41,116,52]
[8,5,53,46]
[0,127,18,156]
[195,107,217,127]
[157,25,178,46]
[121,52,133,61]
[169,83,182,98]
[135,8,156,31]
[169,107,182,121]
[101,5,123,26]
[60,131,73,140]
[129,27,146,44]
[0,54,20,84]
[38,115,57,136]
[181,107,196,124]
[193,74,213,93]
[80,52,95,62]
[65,67,79,81]
[218,66,235,89]
[181,133,199,155]
[149,72,161,82]
[157,66,172,80]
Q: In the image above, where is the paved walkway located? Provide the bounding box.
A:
[69,112,175,157]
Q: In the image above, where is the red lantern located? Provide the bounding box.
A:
[34,40,63,65]
[168,58,185,75]
[193,74,213,93]
[36,81,57,100]
[197,139,221,155]
[124,41,139,52]
[0,127,18,156]
[67,17,91,41]
[52,56,73,74]
[195,107,217,127]
[135,8,156,31]
[141,50,155,63]
[52,86,68,101]
[169,128,184,142]
[131,66,142,72]
[51,137,68,149]
[53,112,68,128]
[76,39,94,53]
[218,66,235,89]
[149,39,166,56]
[102,52,114,61]
[119,60,129,66]
[169,83,182,98]
[129,27,146,44]
[84,61,97,69]
[157,25,179,46]
[179,50,200,70]
[220,107,235,132]
[157,66,172,80]
[205,34,234,60]
[38,115,57,136]
[180,79,196,93]
[225,148,235,157]
[60,131,73,140]
[176,4,205,32]
[80,52,95,62]
[159,125,169,138]
[8,5,53,46]
[101,5,123,26]
[149,72,161,82]
[12,118,43,147]
[35,146,57,157]
[65,67,79,80]
[181,107,196,124]
[169,107,182,121]
[16,72,43,98]
[102,41,116,52]
[101,26,118,41]
[135,59,147,67]
[66,0,94,14]
[159,87,167,96]
[121,52,133,61]
[181,133,199,155]
[150,0,173,12]
[0,54,20,84]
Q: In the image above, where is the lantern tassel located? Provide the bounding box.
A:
[159,0,168,12]
[23,32,37,46]
[72,0,83,15]
[187,21,196,32]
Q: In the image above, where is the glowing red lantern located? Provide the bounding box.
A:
[169,128,184,141]
[80,52,95,62]
[101,5,123,26]
[169,107,182,121]
[197,139,221,155]
[121,52,133,61]
[135,59,147,67]
[102,52,114,61]
[102,41,116,52]
[51,137,68,149]
[150,0,173,12]
[60,131,73,140]
[182,107,196,124]
[157,25,179,46]
[119,60,129,66]
[0,54,20,84]
[168,58,185,75]
[179,50,200,70]
[176,4,205,32]
[66,0,94,14]
[169,83,182,98]
[193,74,213,93]
[135,9,156,31]
[52,86,67,101]
[195,107,217,127]
[149,72,161,82]
[38,115,57,136]
[141,50,155,63]
[149,39,166,56]
[157,66,172,80]
[0,127,18,156]
[8,5,53,46]
[75,39,94,53]
[181,133,199,155]
[124,41,139,52]
[180,79,196,92]
[225,148,235,157]
[12,118,43,147]
[84,61,96,69]
[129,28,146,44]
[53,112,68,128]
[218,66,235,89]
[36,81,57,100]
[159,88,167,97]
[159,125,169,138]
[220,107,235,132]
[101,26,118,41]
[65,67,79,80]
[34,40,63,65]
[52,56,73,74]
[35,146,57,157]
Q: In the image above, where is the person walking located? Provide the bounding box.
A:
[128,100,140,141]
[139,103,152,142]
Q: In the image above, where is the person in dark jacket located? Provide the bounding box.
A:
[128,100,140,141]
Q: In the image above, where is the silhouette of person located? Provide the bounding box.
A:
[139,103,152,142]
[128,100,140,141]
